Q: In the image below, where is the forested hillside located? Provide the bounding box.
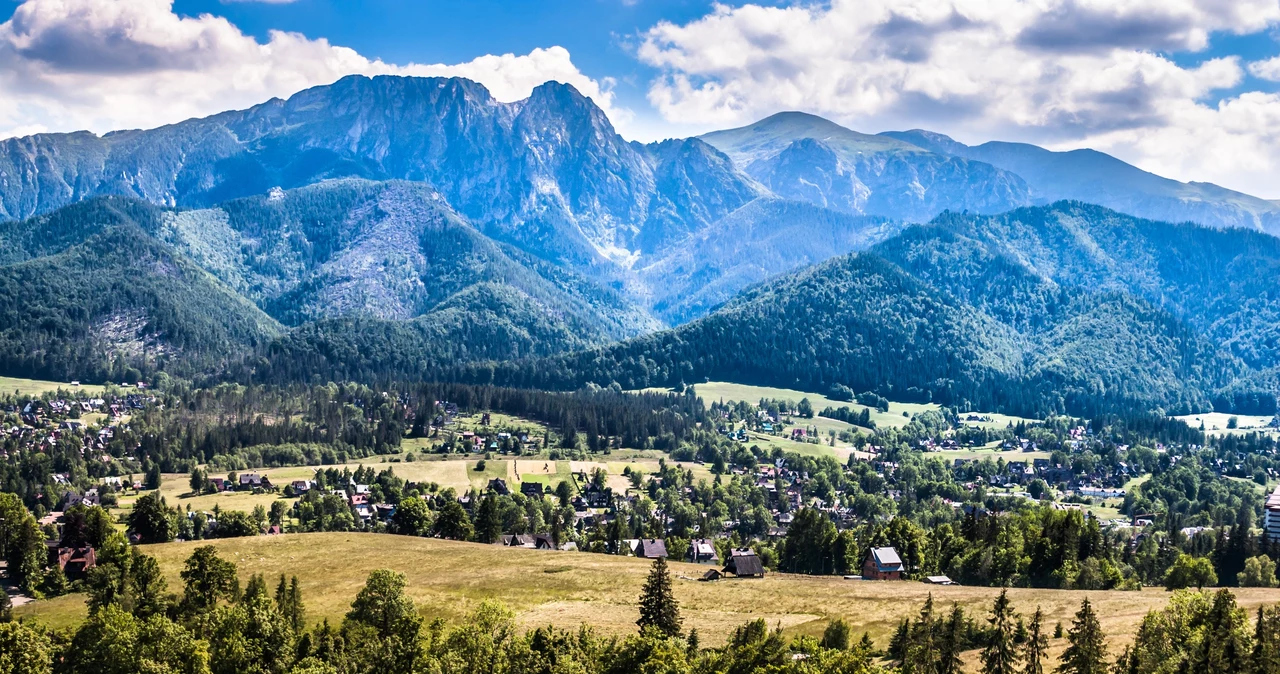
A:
[441,253,1032,410]
[878,203,1280,370]
[430,203,1280,417]
[0,190,624,384]
[4,183,1280,418]
[163,179,656,338]
[247,283,601,383]
[0,203,282,382]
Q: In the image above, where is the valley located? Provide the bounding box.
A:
[0,79,1278,424]
[3,73,1280,674]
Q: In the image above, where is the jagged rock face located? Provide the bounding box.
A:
[748,139,870,213]
[0,76,757,269]
[639,138,761,254]
[0,132,111,221]
[850,151,1032,220]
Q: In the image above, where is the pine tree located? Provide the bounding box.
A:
[983,589,1020,674]
[1190,589,1249,673]
[1058,598,1107,674]
[287,576,306,632]
[889,618,911,662]
[938,604,966,674]
[1250,605,1280,674]
[144,463,162,490]
[905,594,939,674]
[472,494,501,544]
[1023,607,1047,674]
[636,557,682,637]
[275,574,289,618]
[189,467,206,495]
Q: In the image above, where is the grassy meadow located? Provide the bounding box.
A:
[0,376,106,397]
[924,447,1052,462]
[679,381,1041,463]
[691,381,938,431]
[690,381,1037,431]
[18,533,1280,660]
[1174,412,1278,437]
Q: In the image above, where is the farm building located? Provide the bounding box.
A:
[725,549,765,578]
[634,539,668,559]
[49,545,97,579]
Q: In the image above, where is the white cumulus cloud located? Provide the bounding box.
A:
[1250,56,1280,81]
[0,0,627,139]
[636,0,1280,197]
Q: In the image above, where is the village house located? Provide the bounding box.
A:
[502,534,536,548]
[48,545,97,579]
[239,474,272,491]
[862,547,904,581]
[687,539,719,564]
[533,534,556,550]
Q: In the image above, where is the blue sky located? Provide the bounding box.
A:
[2,0,1280,196]
[160,0,1280,118]
[164,0,718,118]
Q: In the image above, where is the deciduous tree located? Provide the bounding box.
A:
[181,546,240,613]
[128,492,175,545]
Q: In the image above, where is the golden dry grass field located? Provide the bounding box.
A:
[18,532,1280,663]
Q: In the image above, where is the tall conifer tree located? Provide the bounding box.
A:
[637,557,682,637]
[1058,598,1107,674]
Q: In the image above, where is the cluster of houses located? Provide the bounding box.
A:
[420,401,544,455]
[475,463,940,584]
[198,473,276,494]
[2,392,155,470]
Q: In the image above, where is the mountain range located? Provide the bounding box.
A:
[2,74,1280,415]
